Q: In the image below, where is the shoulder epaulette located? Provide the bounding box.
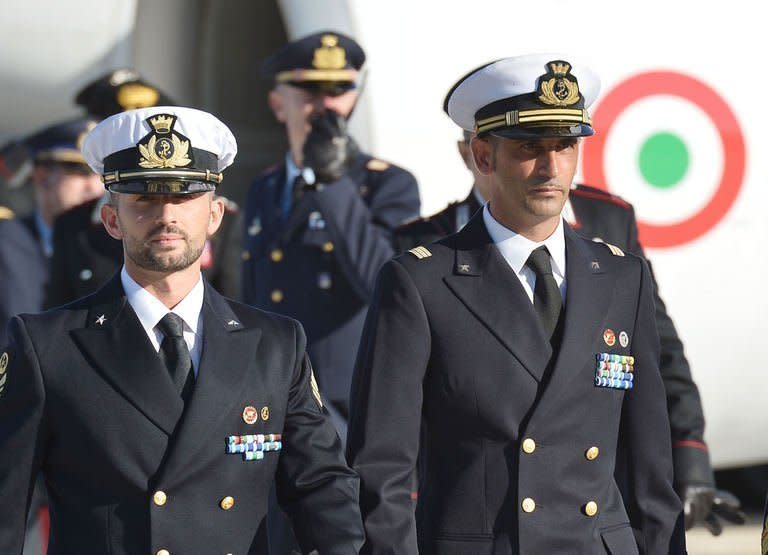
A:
[571,184,631,209]
[408,246,432,259]
[0,206,14,220]
[366,159,390,172]
[596,240,625,257]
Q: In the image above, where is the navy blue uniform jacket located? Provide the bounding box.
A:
[395,184,712,491]
[0,276,363,555]
[242,154,420,410]
[349,212,684,554]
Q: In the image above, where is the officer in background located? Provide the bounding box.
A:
[0,117,102,346]
[396,129,746,536]
[348,54,685,554]
[45,69,243,308]
[242,30,421,438]
[0,106,364,554]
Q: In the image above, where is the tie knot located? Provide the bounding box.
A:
[526,246,553,277]
[158,313,185,338]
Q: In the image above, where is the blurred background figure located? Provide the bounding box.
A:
[44,69,243,308]
[241,30,420,553]
[0,117,101,345]
[242,30,420,438]
[0,116,101,555]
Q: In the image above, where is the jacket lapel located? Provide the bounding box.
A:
[536,225,616,408]
[443,214,552,382]
[70,274,184,436]
[157,283,262,488]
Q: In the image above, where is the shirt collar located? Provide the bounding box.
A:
[121,266,204,336]
[482,203,566,278]
[34,210,52,257]
[285,152,301,187]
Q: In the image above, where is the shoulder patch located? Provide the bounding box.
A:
[366,159,390,171]
[0,206,14,220]
[408,246,432,259]
[596,241,625,257]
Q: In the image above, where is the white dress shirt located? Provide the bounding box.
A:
[482,204,567,304]
[121,267,204,375]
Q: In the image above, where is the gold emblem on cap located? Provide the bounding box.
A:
[312,34,347,70]
[138,114,192,169]
[538,60,580,107]
[117,83,161,110]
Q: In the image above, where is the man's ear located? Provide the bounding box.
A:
[101,202,123,240]
[268,88,286,123]
[470,135,493,175]
[206,196,225,237]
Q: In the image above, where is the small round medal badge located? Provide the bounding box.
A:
[603,329,616,347]
[242,405,258,425]
[619,331,629,348]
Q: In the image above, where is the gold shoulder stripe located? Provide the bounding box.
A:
[408,246,432,259]
[0,206,14,220]
[309,368,323,408]
[606,243,625,257]
[366,159,390,171]
[0,351,8,397]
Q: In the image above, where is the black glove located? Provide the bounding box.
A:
[682,485,746,535]
[302,109,359,184]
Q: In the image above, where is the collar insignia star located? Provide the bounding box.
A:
[95,314,107,326]
[459,264,471,273]
[591,261,600,270]
[227,320,240,327]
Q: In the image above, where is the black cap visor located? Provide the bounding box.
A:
[106,179,217,195]
[488,123,594,139]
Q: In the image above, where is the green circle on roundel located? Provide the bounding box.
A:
[638,132,689,189]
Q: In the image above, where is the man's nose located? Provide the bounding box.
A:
[538,150,560,178]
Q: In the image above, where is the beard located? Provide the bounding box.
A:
[124,224,204,273]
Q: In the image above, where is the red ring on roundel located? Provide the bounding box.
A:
[582,71,746,248]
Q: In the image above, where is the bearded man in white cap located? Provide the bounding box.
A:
[0,106,363,555]
[347,55,685,554]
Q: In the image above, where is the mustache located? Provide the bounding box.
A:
[145,224,189,241]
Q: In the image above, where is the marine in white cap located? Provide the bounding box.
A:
[347,54,685,554]
[0,106,364,554]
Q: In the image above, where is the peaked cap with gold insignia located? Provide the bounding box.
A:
[444,54,601,138]
[261,30,365,95]
[25,117,99,167]
[81,106,237,194]
[75,68,176,119]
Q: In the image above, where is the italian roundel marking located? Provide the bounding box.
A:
[582,71,746,248]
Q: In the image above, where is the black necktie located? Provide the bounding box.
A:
[525,246,563,340]
[157,313,194,400]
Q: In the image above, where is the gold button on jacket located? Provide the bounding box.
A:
[521,438,536,454]
[220,496,235,510]
[521,497,536,513]
[585,501,598,516]
[153,491,167,506]
[585,446,599,460]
